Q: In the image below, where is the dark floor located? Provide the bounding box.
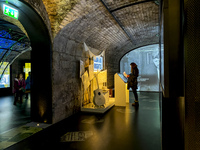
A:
[5,92,161,150]
[0,94,31,134]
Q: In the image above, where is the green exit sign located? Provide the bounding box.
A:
[3,4,18,19]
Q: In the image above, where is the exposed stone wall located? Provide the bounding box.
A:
[42,0,80,37]
[52,26,87,123]
[24,0,53,40]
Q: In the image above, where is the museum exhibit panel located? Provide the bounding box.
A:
[24,62,31,79]
[114,73,129,106]
[80,43,115,113]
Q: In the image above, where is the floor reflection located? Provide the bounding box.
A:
[1,92,161,150]
[57,92,161,150]
[0,94,31,134]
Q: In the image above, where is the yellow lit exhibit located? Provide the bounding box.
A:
[80,43,115,113]
[24,63,31,80]
[0,62,10,88]
[80,43,132,112]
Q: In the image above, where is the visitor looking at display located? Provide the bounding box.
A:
[123,62,139,106]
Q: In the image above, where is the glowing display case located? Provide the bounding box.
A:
[80,43,115,113]
[81,69,115,113]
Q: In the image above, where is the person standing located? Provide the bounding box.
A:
[123,62,139,106]
[13,73,26,105]
[25,72,31,99]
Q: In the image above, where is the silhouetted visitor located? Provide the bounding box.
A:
[25,72,31,99]
[13,73,26,105]
[123,62,139,106]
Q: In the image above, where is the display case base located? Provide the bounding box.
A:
[81,98,115,113]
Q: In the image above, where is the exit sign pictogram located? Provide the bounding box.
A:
[3,4,18,19]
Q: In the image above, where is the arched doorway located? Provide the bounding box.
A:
[0,0,52,123]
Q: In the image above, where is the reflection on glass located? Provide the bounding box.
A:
[120,44,160,92]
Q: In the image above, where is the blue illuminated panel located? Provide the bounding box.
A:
[94,56,103,71]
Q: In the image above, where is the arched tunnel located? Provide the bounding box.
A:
[0,0,199,150]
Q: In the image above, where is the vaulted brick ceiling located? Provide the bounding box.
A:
[51,0,159,59]
[10,0,159,55]
[0,0,159,73]
[9,0,159,64]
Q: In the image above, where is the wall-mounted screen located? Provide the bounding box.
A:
[94,56,103,71]
[0,62,10,88]
[120,44,160,92]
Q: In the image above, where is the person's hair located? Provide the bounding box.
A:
[130,62,137,73]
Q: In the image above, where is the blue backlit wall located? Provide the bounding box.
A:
[0,30,11,88]
[0,28,30,88]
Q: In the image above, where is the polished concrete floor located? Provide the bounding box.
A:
[4,92,161,150]
[0,95,31,134]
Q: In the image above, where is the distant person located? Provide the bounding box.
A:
[25,72,31,99]
[13,73,26,105]
[123,62,139,106]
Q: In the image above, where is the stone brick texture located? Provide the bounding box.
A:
[21,0,159,123]
[24,0,53,40]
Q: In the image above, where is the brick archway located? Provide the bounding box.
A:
[0,0,53,123]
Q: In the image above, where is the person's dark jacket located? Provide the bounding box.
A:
[14,78,26,93]
[127,67,139,90]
